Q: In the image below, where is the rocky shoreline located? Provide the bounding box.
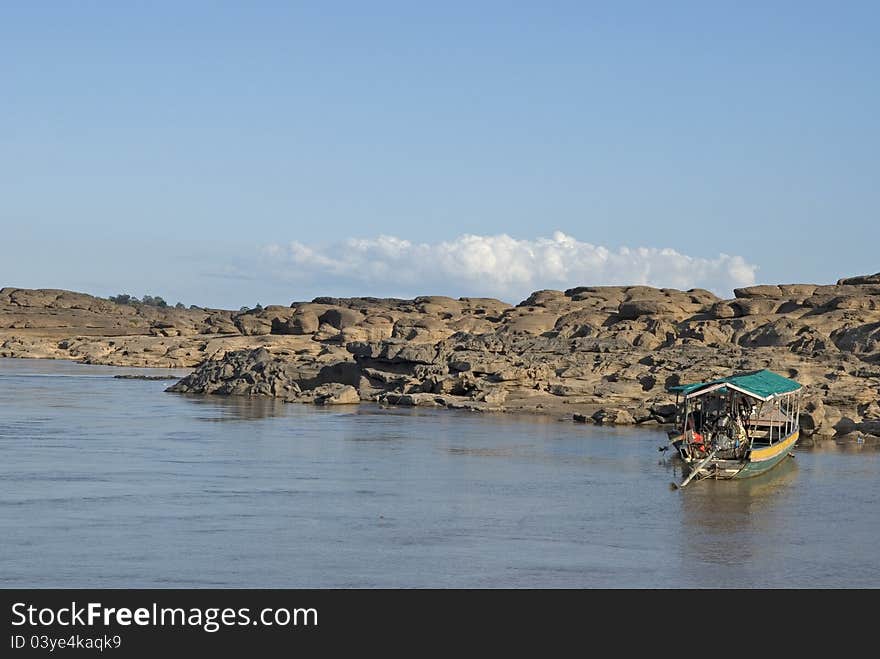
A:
[2,276,879,439]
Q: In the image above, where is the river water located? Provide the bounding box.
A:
[1,358,877,588]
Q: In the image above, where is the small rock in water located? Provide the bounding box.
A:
[114,374,181,381]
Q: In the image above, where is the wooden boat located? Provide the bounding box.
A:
[665,369,803,488]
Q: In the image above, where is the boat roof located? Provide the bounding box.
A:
[668,369,802,402]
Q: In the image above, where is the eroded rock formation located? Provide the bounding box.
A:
[3,276,880,439]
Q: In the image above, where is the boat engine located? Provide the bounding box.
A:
[705,411,750,456]
[708,413,737,451]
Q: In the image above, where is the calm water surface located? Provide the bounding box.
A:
[1,358,878,587]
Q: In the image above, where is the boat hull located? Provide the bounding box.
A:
[674,429,799,480]
[735,430,798,479]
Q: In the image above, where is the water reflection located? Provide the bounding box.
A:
[676,459,799,578]
[685,458,799,510]
[172,393,290,421]
[797,436,880,454]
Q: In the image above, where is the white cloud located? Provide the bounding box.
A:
[261,231,756,302]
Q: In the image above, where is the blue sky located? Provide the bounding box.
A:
[1,1,877,307]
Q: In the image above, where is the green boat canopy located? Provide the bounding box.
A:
[668,369,802,401]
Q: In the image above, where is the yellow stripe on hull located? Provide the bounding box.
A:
[749,430,799,462]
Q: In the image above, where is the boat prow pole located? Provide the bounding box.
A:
[673,449,718,490]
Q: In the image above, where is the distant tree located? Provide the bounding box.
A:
[141,295,168,308]
[109,294,133,305]
[239,306,250,312]
[189,305,202,310]
[175,302,185,310]
[254,303,263,311]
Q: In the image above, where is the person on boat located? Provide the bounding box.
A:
[735,398,753,450]
[684,415,707,453]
